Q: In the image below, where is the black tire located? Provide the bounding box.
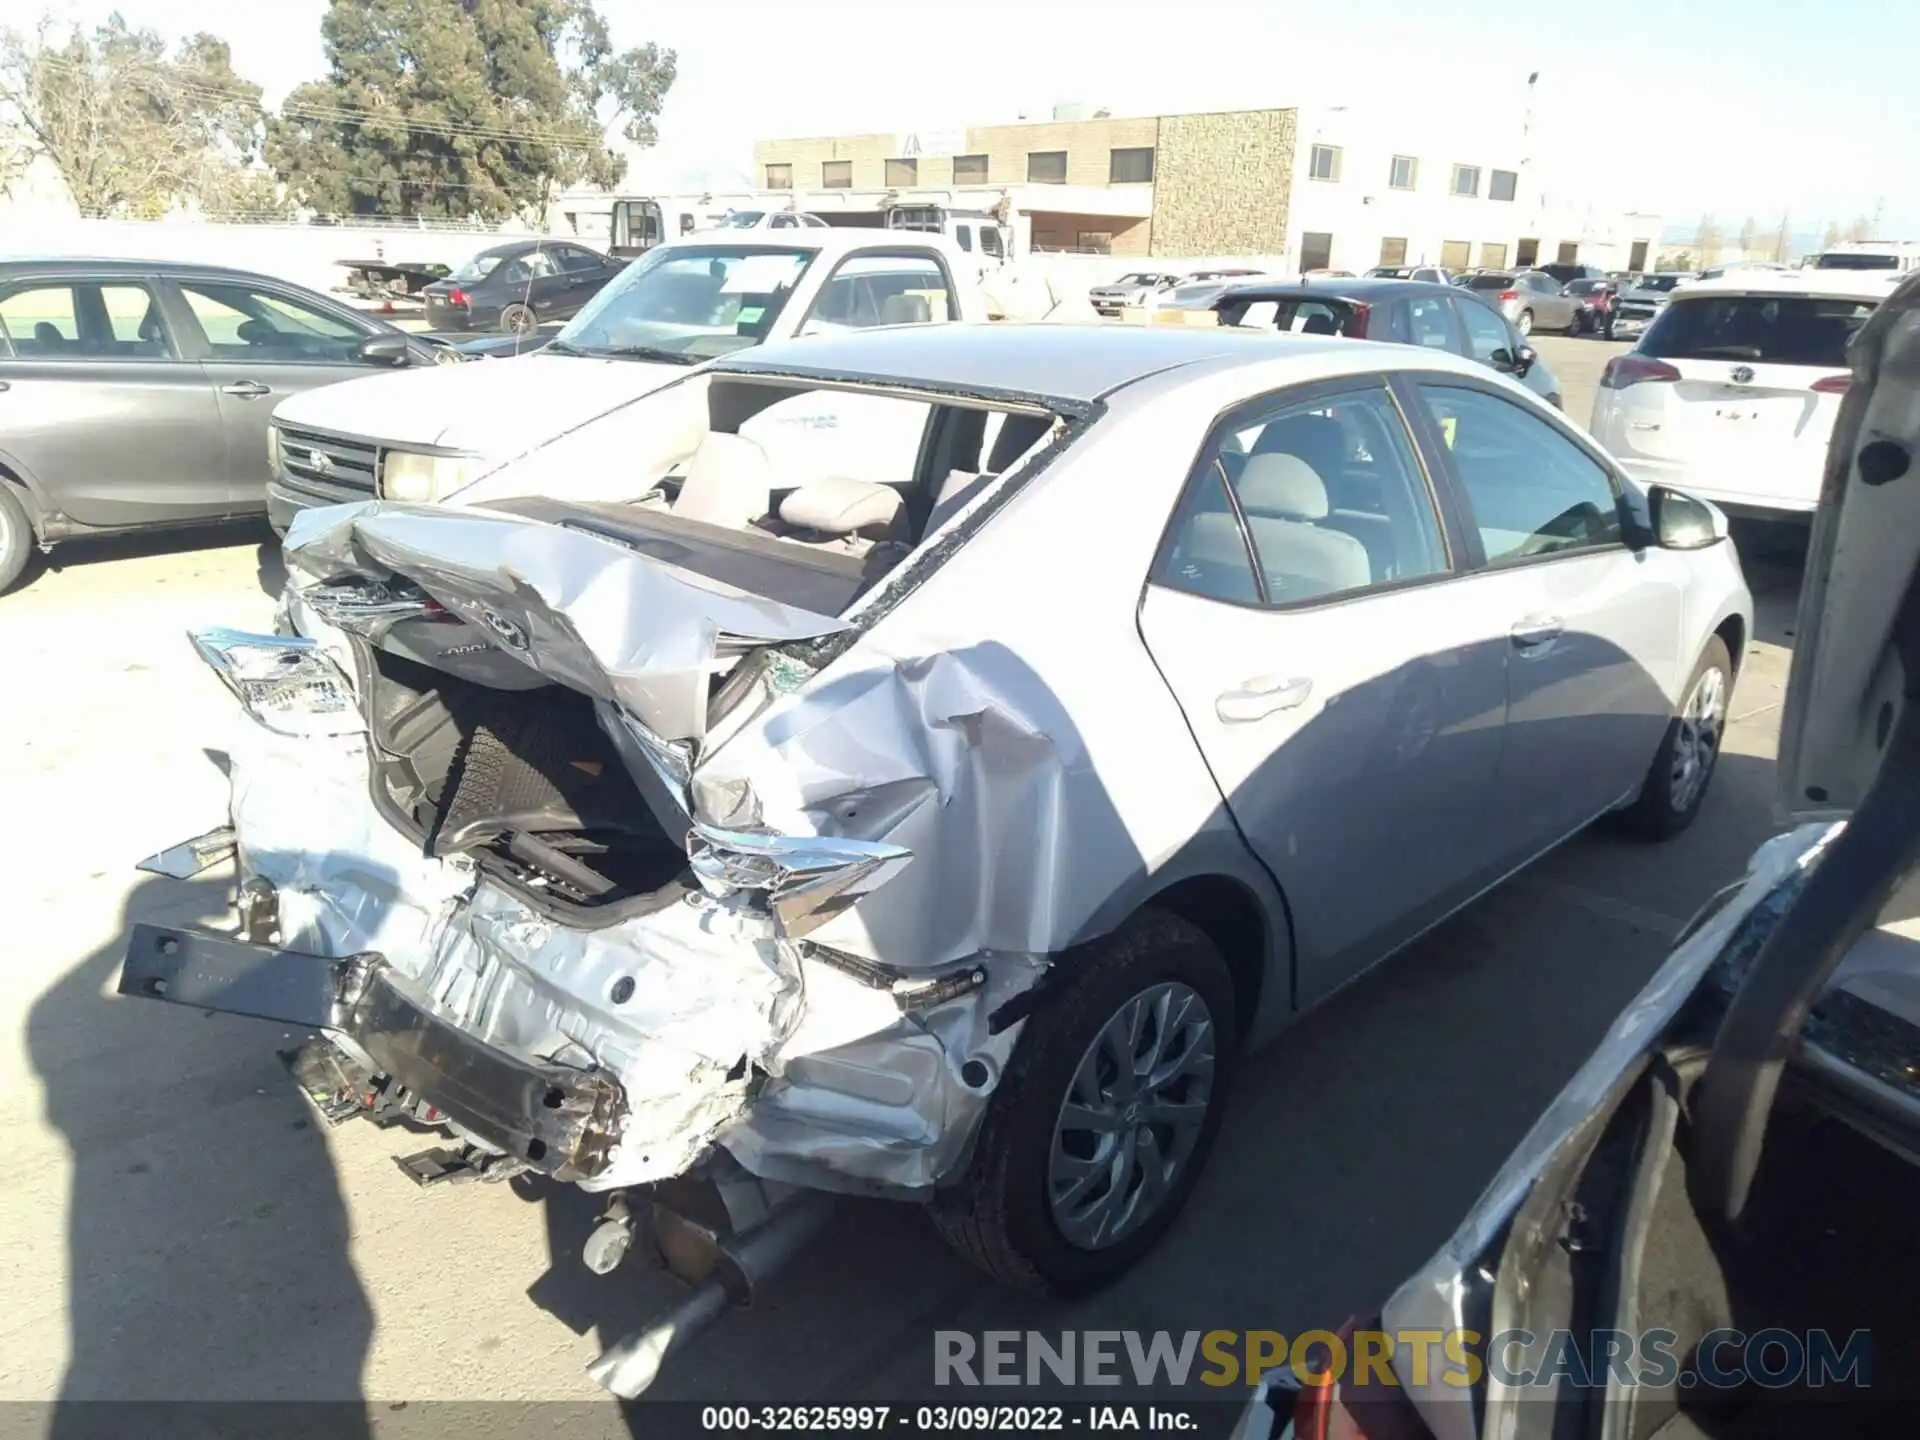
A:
[1611,636,1733,840]
[500,302,536,335]
[1516,308,1534,337]
[0,484,33,595]
[929,909,1240,1297]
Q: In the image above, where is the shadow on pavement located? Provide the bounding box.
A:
[26,873,372,1423]
[1728,519,1809,649]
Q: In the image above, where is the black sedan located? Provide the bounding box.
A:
[1209,277,1563,407]
[0,258,448,594]
[422,241,625,335]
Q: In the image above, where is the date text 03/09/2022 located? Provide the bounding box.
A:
[699,1404,1207,1433]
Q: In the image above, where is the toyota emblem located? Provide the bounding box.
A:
[308,449,333,475]
[1730,366,1754,385]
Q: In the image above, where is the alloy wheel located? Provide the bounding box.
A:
[1671,664,1727,812]
[1048,981,1216,1250]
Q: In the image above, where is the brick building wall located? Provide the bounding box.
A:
[1149,109,1296,256]
[754,116,1162,192]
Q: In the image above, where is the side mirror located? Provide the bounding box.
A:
[1489,346,1535,376]
[355,332,413,367]
[1650,485,1724,549]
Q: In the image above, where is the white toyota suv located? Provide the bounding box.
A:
[1590,269,1900,518]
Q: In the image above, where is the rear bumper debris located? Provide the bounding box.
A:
[121,924,625,1181]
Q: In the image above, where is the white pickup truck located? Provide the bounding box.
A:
[266,228,990,528]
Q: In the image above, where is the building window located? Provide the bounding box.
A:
[885,157,918,187]
[764,163,792,190]
[1439,239,1472,270]
[822,160,852,189]
[1378,237,1409,267]
[1556,241,1580,265]
[1479,241,1509,268]
[1027,150,1068,184]
[1450,164,1481,197]
[953,153,988,184]
[1109,147,1155,183]
[1077,231,1114,254]
[1628,239,1650,272]
[1300,232,1334,271]
[1388,155,1418,190]
[1488,169,1518,202]
[1309,145,1342,182]
[1515,237,1539,267]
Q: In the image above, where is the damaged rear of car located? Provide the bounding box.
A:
[126,326,1307,1389]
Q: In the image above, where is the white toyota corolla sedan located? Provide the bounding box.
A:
[123,323,1751,1388]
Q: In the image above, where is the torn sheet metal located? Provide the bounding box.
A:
[281,500,850,740]
[227,720,810,1187]
[693,642,1143,971]
[720,949,1046,1194]
[136,825,237,879]
[687,824,914,940]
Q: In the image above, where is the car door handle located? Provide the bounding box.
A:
[1216,676,1313,723]
[1510,615,1564,650]
[219,380,272,399]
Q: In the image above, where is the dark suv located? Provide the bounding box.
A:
[0,259,446,593]
[1210,278,1563,407]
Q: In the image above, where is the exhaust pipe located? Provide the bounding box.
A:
[587,1189,838,1398]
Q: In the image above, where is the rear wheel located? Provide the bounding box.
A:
[0,484,33,595]
[1516,308,1535,336]
[1612,636,1732,839]
[930,910,1238,1296]
[500,302,536,335]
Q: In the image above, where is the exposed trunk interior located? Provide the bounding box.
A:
[365,645,688,908]
[1605,1082,1919,1440]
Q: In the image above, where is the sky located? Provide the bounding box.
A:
[44,0,1920,239]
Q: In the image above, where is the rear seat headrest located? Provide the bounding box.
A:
[779,476,904,535]
[1236,453,1330,521]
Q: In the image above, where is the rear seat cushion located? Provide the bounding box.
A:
[674,432,772,528]
[779,476,904,536]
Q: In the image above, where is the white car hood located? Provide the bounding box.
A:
[270,352,690,458]
[1776,268,1920,820]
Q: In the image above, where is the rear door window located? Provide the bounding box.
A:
[0,281,174,360]
[1401,294,1458,351]
[799,252,957,332]
[1216,296,1356,335]
[1640,295,1875,367]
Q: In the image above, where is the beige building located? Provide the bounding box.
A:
[754,109,1295,258]
[751,104,1660,274]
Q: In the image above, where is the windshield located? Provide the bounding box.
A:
[1813,252,1900,270]
[1115,273,1161,285]
[1641,294,1877,367]
[1567,280,1608,295]
[1467,274,1514,291]
[450,252,508,283]
[555,244,817,361]
[717,211,767,229]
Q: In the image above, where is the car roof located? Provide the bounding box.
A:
[1213,277,1465,303]
[654,226,964,262]
[1672,270,1903,303]
[0,256,327,285]
[706,321,1489,407]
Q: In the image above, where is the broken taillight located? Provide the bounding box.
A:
[189,628,364,737]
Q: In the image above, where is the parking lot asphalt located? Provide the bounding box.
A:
[0,333,1810,1411]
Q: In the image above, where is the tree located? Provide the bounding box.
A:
[0,14,266,217]
[1822,219,1843,249]
[267,0,676,222]
[1737,215,1758,258]
[1694,214,1723,269]
[1843,214,1873,243]
[1771,214,1791,263]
